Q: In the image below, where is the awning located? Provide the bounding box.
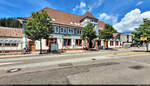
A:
[0,40,22,43]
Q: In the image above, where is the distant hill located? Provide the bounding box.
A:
[0,18,22,28]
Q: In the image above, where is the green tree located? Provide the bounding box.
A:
[99,24,118,39]
[0,18,22,28]
[25,10,53,54]
[98,24,118,48]
[132,18,150,52]
[81,23,97,48]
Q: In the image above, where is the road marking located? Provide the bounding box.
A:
[0,62,19,66]
[108,52,150,57]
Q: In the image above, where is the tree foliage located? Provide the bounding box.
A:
[132,18,150,51]
[99,24,118,40]
[81,23,97,41]
[0,18,22,28]
[132,18,150,43]
[25,10,53,53]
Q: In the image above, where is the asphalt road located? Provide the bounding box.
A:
[0,51,150,84]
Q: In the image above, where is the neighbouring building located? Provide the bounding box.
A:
[119,33,134,48]
[0,27,23,53]
[0,8,122,53]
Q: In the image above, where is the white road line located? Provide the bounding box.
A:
[0,62,20,66]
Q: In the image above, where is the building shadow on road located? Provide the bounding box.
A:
[132,50,150,52]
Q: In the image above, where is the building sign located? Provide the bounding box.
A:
[140,37,147,41]
[113,33,118,38]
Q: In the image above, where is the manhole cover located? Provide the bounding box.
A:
[58,63,73,67]
[129,65,145,70]
[7,68,21,73]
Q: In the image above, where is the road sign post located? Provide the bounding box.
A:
[113,33,118,48]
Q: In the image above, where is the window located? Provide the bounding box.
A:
[80,30,82,34]
[127,35,129,42]
[70,22,73,24]
[11,43,18,47]
[115,41,119,46]
[76,29,80,34]
[74,22,77,25]
[75,39,82,46]
[60,27,64,33]
[55,26,59,33]
[63,39,71,46]
[68,28,74,34]
[52,18,56,21]
[110,41,114,46]
[91,19,94,22]
[5,43,11,47]
[0,43,2,47]
[64,28,68,34]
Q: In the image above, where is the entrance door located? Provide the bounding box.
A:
[98,40,101,46]
[29,41,35,51]
[48,38,57,52]
[89,40,93,48]
[104,40,108,49]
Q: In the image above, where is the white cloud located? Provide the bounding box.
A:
[136,1,143,6]
[113,8,150,33]
[88,0,103,11]
[80,2,86,8]
[73,0,103,15]
[99,13,118,25]
[73,2,87,15]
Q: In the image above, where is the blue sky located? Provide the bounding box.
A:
[0,0,150,33]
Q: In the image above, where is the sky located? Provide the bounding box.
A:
[0,0,150,33]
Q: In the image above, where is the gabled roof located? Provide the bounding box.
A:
[0,27,22,38]
[81,12,96,20]
[19,8,104,28]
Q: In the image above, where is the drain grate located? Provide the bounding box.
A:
[129,65,145,70]
[58,63,73,67]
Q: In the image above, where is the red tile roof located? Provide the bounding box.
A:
[0,27,22,38]
[80,12,96,20]
[19,8,105,28]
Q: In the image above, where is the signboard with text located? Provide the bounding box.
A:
[140,37,147,41]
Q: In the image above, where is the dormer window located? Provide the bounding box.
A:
[47,18,50,21]
[70,22,73,24]
[52,18,56,21]
[74,22,77,25]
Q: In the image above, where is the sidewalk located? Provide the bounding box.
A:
[0,47,145,59]
[0,50,101,59]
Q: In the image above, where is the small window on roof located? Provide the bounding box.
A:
[70,22,73,24]
[52,18,56,21]
[74,22,77,25]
